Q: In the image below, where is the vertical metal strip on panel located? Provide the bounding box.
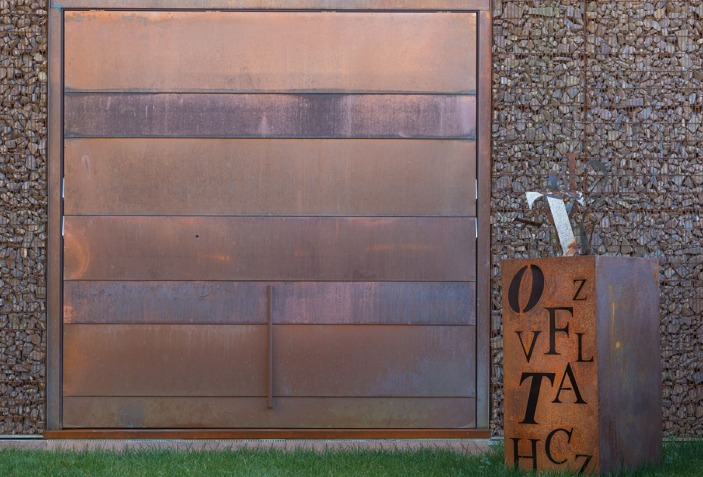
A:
[267,285,273,409]
[46,5,64,430]
[475,10,492,431]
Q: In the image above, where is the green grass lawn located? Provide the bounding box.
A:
[0,440,700,477]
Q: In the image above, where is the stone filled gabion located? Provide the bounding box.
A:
[1,0,48,434]
[493,0,703,437]
[0,0,701,436]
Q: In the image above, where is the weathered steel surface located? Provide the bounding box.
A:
[273,325,475,397]
[63,324,268,397]
[65,11,477,93]
[64,281,476,325]
[502,257,661,475]
[63,324,474,397]
[274,282,475,325]
[64,139,476,216]
[63,282,266,324]
[55,3,489,434]
[63,217,476,281]
[53,0,491,11]
[62,397,477,429]
[594,257,662,475]
[503,257,599,473]
[64,93,477,139]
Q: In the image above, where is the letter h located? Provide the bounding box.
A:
[511,437,539,470]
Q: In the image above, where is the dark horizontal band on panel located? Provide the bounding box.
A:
[64,138,476,216]
[64,11,477,93]
[63,324,476,398]
[64,94,476,139]
[62,396,477,429]
[64,281,476,325]
[63,216,477,281]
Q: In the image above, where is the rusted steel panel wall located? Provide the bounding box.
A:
[58,8,481,431]
[62,397,478,429]
[64,11,477,93]
[64,282,476,325]
[64,139,476,216]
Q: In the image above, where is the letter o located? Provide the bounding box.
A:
[508,264,545,314]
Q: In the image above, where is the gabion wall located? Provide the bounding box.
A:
[0,0,48,434]
[0,0,701,436]
[492,0,703,437]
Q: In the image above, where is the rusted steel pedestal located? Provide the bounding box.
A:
[502,256,662,475]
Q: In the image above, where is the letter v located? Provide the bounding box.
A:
[515,331,541,363]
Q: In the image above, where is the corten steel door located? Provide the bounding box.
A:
[48,1,492,434]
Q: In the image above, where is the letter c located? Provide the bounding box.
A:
[545,427,573,465]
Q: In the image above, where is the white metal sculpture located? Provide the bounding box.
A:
[525,191,585,256]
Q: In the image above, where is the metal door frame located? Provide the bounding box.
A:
[46,0,492,437]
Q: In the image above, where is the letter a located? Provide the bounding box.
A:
[552,363,587,404]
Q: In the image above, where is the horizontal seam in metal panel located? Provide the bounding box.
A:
[62,323,478,326]
[62,395,478,399]
[62,136,479,140]
[61,137,478,140]
[63,91,478,96]
[63,92,480,97]
[62,320,476,324]
[60,8,485,13]
[62,214,479,217]
[63,280,476,283]
[62,280,478,283]
[61,215,478,219]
